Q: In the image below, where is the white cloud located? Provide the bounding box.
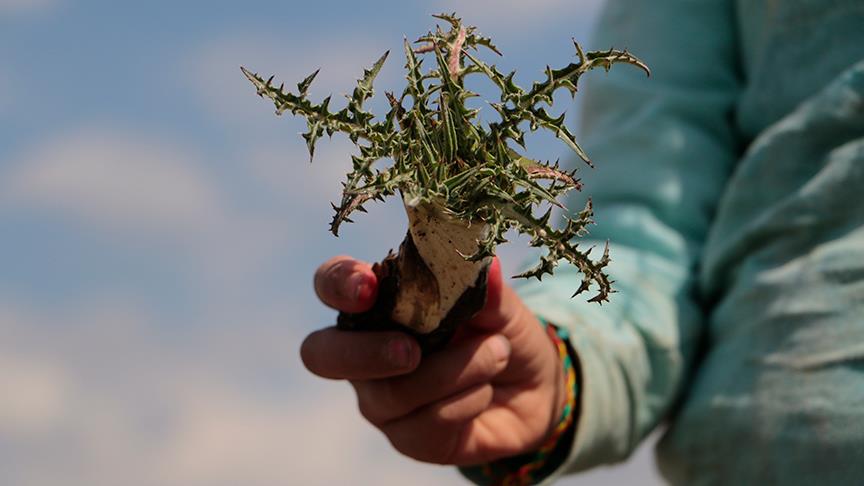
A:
[0,301,460,486]
[157,382,458,486]
[0,127,314,300]
[0,0,58,15]
[0,354,70,435]
[2,128,225,235]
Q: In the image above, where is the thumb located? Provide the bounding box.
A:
[464,257,513,332]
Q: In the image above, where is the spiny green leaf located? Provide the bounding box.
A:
[241,14,649,303]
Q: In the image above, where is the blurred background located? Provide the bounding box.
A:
[0,0,662,484]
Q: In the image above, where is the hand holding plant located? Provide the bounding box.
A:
[302,255,568,465]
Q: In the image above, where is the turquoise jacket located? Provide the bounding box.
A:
[514,1,864,484]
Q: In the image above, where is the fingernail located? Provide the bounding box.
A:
[489,335,511,362]
[387,337,413,368]
[349,272,369,302]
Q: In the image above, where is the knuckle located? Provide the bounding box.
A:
[356,391,382,425]
[426,405,455,428]
[356,380,397,426]
[386,434,419,461]
[432,384,493,426]
[384,426,452,465]
[430,402,462,427]
[299,332,322,372]
[475,339,506,378]
[402,444,449,465]
[377,379,401,412]
[480,345,500,374]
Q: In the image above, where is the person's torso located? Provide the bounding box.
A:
[658,1,864,484]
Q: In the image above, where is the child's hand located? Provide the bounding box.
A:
[301,255,568,466]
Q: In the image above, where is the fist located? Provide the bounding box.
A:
[301,255,567,465]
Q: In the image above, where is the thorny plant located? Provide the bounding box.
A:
[241,13,649,303]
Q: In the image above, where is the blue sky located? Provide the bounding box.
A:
[0,1,661,484]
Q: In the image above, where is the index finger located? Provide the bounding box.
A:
[300,326,420,380]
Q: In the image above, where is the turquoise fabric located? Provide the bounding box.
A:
[512,1,864,484]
